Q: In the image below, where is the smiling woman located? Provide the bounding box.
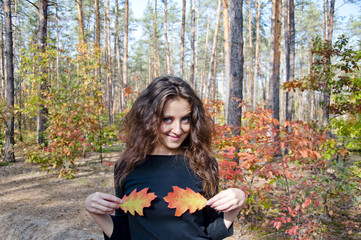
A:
[85,76,246,240]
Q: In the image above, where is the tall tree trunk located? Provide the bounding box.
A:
[180,0,186,78]
[115,0,122,110]
[163,0,171,74]
[322,0,335,128]
[105,0,113,123]
[94,0,101,81]
[206,0,221,99]
[285,0,295,122]
[76,0,85,43]
[200,16,210,99]
[190,0,196,87]
[253,0,261,109]
[0,12,4,98]
[153,0,159,77]
[4,0,15,162]
[246,0,254,108]
[227,0,243,130]
[37,0,48,145]
[268,0,282,122]
[55,0,59,84]
[122,0,129,108]
[222,0,230,118]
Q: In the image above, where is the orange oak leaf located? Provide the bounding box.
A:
[119,188,157,216]
[163,186,207,217]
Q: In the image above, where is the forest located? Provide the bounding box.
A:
[1,0,361,239]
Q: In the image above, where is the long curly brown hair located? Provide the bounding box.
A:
[115,76,218,198]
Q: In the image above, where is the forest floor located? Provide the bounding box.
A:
[0,151,255,240]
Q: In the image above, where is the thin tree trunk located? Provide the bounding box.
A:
[55,0,59,84]
[76,0,85,43]
[163,0,171,74]
[190,0,196,87]
[323,0,326,42]
[247,0,254,108]
[285,0,295,122]
[106,0,113,123]
[115,0,122,110]
[200,16,210,99]
[4,0,15,162]
[180,0,186,78]
[37,0,48,145]
[153,0,159,77]
[206,0,221,99]
[0,12,5,98]
[122,0,129,108]
[227,0,243,130]
[94,0,101,81]
[268,0,282,122]
[222,0,230,118]
[253,0,261,109]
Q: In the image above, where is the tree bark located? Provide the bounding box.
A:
[37,0,48,145]
[253,0,261,109]
[4,0,15,162]
[94,0,101,81]
[206,0,221,99]
[268,0,282,122]
[227,0,243,130]
[122,0,129,108]
[222,0,230,118]
[163,0,171,74]
[179,0,186,78]
[0,12,5,98]
[190,0,196,87]
[246,0,254,108]
[200,16,210,99]
[153,0,159,77]
[76,0,85,43]
[115,0,122,111]
[285,0,295,122]
[105,0,113,123]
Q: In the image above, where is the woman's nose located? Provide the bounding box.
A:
[172,121,182,134]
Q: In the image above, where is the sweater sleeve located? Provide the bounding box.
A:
[103,210,131,240]
[205,158,234,240]
[103,161,131,240]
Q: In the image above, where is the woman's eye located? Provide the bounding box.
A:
[181,117,191,123]
[163,117,172,123]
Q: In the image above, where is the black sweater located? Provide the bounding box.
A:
[105,155,233,240]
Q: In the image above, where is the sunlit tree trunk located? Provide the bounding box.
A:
[222,0,230,118]
[0,12,4,98]
[76,0,85,43]
[122,0,129,108]
[253,0,261,109]
[153,0,159,77]
[227,0,243,130]
[37,0,48,145]
[163,0,171,74]
[115,0,122,111]
[94,0,101,81]
[200,16,210,99]
[4,0,15,162]
[180,0,186,78]
[55,0,59,84]
[246,0,254,108]
[285,0,295,122]
[105,0,113,123]
[206,0,221,99]
[268,0,282,122]
[190,0,196,87]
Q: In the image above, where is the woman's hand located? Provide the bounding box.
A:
[85,192,122,215]
[85,192,122,238]
[207,188,246,229]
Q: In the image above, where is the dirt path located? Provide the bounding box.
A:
[0,152,119,240]
[0,152,252,240]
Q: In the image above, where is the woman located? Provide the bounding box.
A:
[85,76,245,240]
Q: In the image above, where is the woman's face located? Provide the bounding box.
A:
[151,97,191,155]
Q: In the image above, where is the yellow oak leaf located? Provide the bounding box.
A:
[119,188,157,216]
[163,186,207,217]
